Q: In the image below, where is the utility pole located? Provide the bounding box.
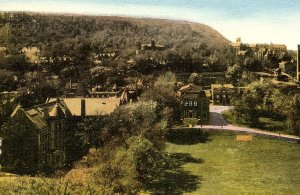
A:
[297,44,300,82]
[0,137,2,173]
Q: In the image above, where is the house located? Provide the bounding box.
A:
[64,81,87,98]
[8,95,123,171]
[88,83,120,98]
[20,47,40,64]
[211,84,236,106]
[10,99,72,169]
[141,40,165,51]
[279,61,296,73]
[178,84,209,125]
[0,46,8,55]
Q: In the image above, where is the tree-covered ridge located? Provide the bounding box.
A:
[0,12,231,73]
[0,12,229,50]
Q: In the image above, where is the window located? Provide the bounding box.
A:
[194,101,198,106]
[184,101,188,107]
[216,95,220,99]
[51,123,55,149]
[189,101,193,106]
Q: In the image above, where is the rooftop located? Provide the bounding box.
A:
[11,100,70,129]
[48,97,121,116]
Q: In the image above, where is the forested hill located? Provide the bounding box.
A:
[0,13,233,71]
[0,12,229,50]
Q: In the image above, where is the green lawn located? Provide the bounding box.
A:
[144,131,300,195]
[222,110,287,134]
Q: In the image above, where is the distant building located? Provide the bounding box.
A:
[64,81,87,98]
[0,91,19,100]
[237,50,250,56]
[40,56,74,64]
[279,61,295,74]
[10,99,72,169]
[20,46,40,64]
[141,40,165,51]
[119,79,145,104]
[0,46,8,55]
[178,84,209,124]
[231,37,242,51]
[211,84,236,106]
[93,51,118,65]
[231,37,287,59]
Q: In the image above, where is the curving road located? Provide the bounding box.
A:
[194,105,300,142]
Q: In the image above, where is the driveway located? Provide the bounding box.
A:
[194,105,300,142]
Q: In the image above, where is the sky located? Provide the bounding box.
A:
[1,0,300,50]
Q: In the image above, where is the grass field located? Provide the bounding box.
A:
[144,130,300,195]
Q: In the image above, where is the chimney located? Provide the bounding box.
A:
[69,79,72,90]
[297,44,300,82]
[81,98,86,117]
[151,40,155,48]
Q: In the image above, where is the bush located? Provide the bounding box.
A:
[183,118,199,126]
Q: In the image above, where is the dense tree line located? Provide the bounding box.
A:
[232,81,300,135]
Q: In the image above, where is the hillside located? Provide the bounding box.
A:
[0,13,229,50]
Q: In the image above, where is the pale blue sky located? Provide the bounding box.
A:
[1,0,300,49]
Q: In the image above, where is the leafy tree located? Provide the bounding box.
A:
[141,72,180,125]
[226,64,243,86]
[0,69,18,91]
[286,94,300,136]
[77,116,105,149]
[233,92,261,126]
[89,145,140,195]
[105,101,167,150]
[89,136,162,195]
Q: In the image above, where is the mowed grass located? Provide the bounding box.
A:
[163,131,300,195]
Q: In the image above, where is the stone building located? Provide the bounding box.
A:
[10,99,71,169]
[8,95,123,171]
[178,84,209,124]
[211,84,236,106]
[231,37,287,59]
